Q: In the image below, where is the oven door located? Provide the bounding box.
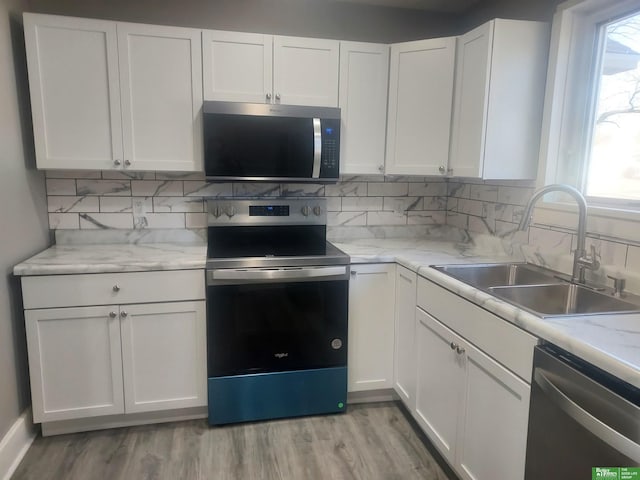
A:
[206,266,349,377]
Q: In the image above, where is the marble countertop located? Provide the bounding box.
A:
[335,238,640,389]
[13,243,207,276]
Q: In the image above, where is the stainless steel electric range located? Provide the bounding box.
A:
[205,198,350,425]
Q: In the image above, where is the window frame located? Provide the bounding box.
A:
[535,0,640,243]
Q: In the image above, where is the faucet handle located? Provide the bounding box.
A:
[607,275,626,297]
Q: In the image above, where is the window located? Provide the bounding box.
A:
[585,10,640,202]
[541,0,640,210]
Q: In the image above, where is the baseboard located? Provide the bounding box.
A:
[0,408,36,480]
[348,388,397,404]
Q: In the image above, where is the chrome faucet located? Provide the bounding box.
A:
[518,184,599,284]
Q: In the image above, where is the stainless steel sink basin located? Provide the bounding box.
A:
[432,263,564,289]
[488,284,640,317]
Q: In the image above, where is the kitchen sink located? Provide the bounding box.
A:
[431,263,564,289]
[430,262,640,317]
[488,284,640,317]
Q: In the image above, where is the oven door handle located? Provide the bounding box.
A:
[534,368,640,462]
[208,266,348,284]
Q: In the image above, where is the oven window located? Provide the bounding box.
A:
[207,280,348,376]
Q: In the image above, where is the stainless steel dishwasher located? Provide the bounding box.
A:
[525,344,640,479]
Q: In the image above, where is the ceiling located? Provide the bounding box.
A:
[332,0,484,13]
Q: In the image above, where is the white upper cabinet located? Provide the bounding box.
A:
[24,14,203,172]
[273,36,339,107]
[117,23,203,172]
[339,42,389,175]
[449,19,549,179]
[202,30,273,103]
[386,37,456,176]
[23,13,123,170]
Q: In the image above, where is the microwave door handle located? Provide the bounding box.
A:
[312,118,322,178]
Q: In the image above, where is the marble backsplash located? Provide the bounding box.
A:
[45,171,448,235]
[446,178,640,285]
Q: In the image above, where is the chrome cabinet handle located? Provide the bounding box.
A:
[124,159,131,167]
[120,311,128,318]
[113,284,120,292]
[450,342,458,350]
[109,311,117,318]
[378,165,384,173]
[456,346,465,355]
[350,270,357,276]
[114,159,121,166]
[266,92,272,100]
[439,165,446,174]
[275,93,281,100]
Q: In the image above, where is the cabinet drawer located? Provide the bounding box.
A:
[22,270,205,309]
[417,276,537,382]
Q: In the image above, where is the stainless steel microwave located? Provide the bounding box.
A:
[203,102,340,183]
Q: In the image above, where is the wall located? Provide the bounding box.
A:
[0,0,50,439]
[45,171,448,235]
[462,0,562,30]
[26,0,462,43]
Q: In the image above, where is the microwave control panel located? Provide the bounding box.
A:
[320,118,340,178]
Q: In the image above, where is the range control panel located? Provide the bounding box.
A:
[207,198,326,226]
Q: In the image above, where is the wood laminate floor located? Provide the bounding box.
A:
[12,402,454,480]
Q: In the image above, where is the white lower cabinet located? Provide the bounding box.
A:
[415,307,531,480]
[393,266,417,409]
[22,270,207,426]
[348,263,396,392]
[25,305,125,423]
[120,301,207,414]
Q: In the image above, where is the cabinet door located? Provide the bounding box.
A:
[118,23,203,172]
[348,264,395,392]
[23,13,123,170]
[25,306,124,423]
[448,21,493,179]
[456,341,530,480]
[120,301,207,413]
[415,307,464,465]
[273,36,339,107]
[202,30,273,103]
[339,42,389,175]
[386,38,456,176]
[394,266,417,410]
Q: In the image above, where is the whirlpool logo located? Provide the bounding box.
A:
[274,352,289,359]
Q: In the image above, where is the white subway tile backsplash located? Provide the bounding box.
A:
[281,184,325,196]
[101,171,155,180]
[46,179,76,195]
[326,197,341,212]
[48,213,79,229]
[46,170,101,179]
[183,181,233,197]
[131,180,183,197]
[497,186,534,206]
[134,213,186,229]
[233,183,281,197]
[48,196,99,213]
[383,197,423,212]
[367,182,408,197]
[77,180,131,196]
[469,184,499,202]
[367,211,406,226]
[79,213,134,229]
[342,197,383,211]
[328,211,367,226]
[99,197,133,213]
[408,182,447,197]
[407,211,445,225]
[153,197,204,213]
[325,182,367,197]
[186,212,207,229]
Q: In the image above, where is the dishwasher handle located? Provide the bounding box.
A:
[534,369,640,462]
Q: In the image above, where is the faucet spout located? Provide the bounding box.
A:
[518,184,596,284]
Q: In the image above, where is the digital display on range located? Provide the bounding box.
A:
[249,205,290,216]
